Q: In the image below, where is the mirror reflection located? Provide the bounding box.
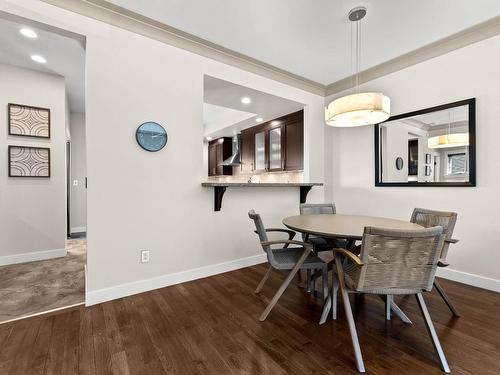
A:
[376,99,475,186]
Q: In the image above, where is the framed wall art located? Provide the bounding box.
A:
[8,103,50,138]
[8,145,50,177]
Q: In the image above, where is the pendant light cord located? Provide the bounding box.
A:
[356,19,359,92]
[353,16,361,93]
[350,21,354,91]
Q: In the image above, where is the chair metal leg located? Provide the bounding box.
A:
[254,266,272,294]
[297,269,303,285]
[322,267,329,301]
[319,295,331,325]
[312,270,318,296]
[259,248,311,322]
[434,279,460,317]
[335,255,365,373]
[378,295,412,324]
[332,273,339,320]
[306,269,312,292]
[318,267,331,325]
[385,295,393,320]
[390,300,412,324]
[415,293,451,373]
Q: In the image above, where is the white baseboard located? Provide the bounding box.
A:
[71,226,87,233]
[0,248,67,266]
[86,253,267,306]
[84,255,498,307]
[437,267,500,293]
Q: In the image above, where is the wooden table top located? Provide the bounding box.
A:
[283,214,423,240]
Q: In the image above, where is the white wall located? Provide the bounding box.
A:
[0,63,66,265]
[380,120,409,182]
[380,121,433,183]
[326,34,500,291]
[69,112,86,233]
[0,0,326,304]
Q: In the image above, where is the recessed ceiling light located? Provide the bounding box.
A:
[31,55,47,64]
[241,97,251,104]
[255,117,263,123]
[20,28,38,39]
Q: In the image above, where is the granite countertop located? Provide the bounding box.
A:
[201,182,323,187]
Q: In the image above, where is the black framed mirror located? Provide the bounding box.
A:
[375,98,476,187]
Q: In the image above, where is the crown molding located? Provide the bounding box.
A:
[40,0,326,96]
[325,15,500,96]
[40,1,500,99]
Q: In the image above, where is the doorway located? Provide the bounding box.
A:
[0,13,87,323]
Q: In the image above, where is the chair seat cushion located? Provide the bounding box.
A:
[272,247,326,270]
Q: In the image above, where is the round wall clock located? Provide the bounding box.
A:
[135,122,168,152]
[395,157,404,170]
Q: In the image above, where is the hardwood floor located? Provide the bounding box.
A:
[0,264,499,374]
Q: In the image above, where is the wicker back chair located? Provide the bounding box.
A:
[248,210,328,322]
[411,208,460,316]
[299,203,349,250]
[300,203,336,215]
[350,226,444,294]
[331,226,449,373]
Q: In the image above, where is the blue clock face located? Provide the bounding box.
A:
[136,122,167,152]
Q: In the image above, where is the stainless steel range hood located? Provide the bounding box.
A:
[222,134,241,166]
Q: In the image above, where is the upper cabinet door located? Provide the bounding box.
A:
[215,142,224,176]
[208,144,217,176]
[254,131,266,171]
[284,120,304,171]
[268,126,282,171]
[240,131,254,173]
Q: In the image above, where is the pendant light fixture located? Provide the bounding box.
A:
[325,7,390,127]
[428,109,469,149]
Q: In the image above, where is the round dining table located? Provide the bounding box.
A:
[282,213,423,324]
[283,213,423,240]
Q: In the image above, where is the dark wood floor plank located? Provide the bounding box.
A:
[43,310,71,375]
[90,305,114,375]
[18,315,53,375]
[78,306,95,375]
[0,265,499,374]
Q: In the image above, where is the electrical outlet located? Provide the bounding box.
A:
[141,250,150,263]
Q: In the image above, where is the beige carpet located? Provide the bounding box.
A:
[0,239,85,323]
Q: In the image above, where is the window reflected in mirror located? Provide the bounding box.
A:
[375,99,475,186]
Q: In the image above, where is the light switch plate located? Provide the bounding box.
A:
[73,179,78,186]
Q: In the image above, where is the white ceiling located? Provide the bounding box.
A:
[203,103,256,136]
[0,15,85,113]
[204,76,303,138]
[413,106,468,126]
[108,0,500,85]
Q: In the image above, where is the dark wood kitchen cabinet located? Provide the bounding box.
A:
[240,110,303,173]
[208,137,233,176]
[283,114,304,171]
[240,131,254,173]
